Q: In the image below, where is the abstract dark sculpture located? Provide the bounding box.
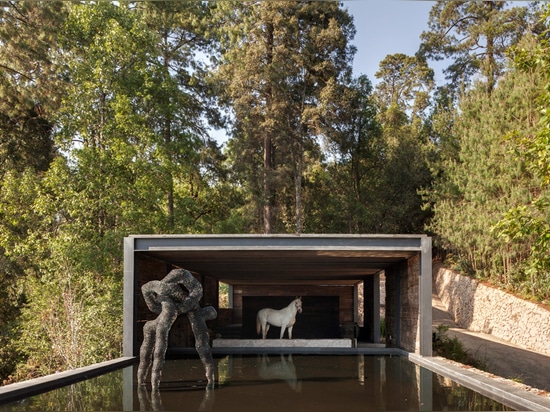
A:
[137,268,217,391]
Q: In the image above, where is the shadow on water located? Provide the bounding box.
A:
[1,355,514,412]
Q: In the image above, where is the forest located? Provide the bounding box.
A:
[1,0,550,383]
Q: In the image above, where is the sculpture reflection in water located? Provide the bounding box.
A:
[137,269,217,392]
[137,385,215,412]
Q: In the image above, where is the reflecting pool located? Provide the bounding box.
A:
[0,355,513,411]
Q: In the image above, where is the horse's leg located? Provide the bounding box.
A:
[263,323,270,339]
[288,325,293,340]
[280,323,287,339]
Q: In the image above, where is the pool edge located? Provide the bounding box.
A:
[0,357,136,405]
[407,352,550,411]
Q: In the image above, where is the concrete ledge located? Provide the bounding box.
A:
[168,346,398,357]
[408,353,550,411]
[213,338,354,348]
[0,357,136,405]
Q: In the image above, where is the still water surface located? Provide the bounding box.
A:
[2,355,513,411]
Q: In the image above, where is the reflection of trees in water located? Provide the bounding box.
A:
[6,370,124,411]
[432,374,513,411]
[217,355,231,385]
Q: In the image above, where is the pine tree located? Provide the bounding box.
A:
[0,2,68,173]
[418,1,539,93]
[426,47,541,290]
[493,17,550,300]
[212,1,355,233]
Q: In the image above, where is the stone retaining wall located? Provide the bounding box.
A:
[433,263,550,356]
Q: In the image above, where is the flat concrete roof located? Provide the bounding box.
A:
[128,234,429,285]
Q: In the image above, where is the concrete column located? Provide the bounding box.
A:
[123,237,136,357]
[228,284,234,309]
[363,275,381,342]
[123,364,134,410]
[401,256,419,353]
[372,273,381,343]
[419,365,433,411]
[384,265,400,348]
[419,236,432,356]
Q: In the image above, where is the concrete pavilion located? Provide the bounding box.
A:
[6,235,550,411]
[123,234,432,357]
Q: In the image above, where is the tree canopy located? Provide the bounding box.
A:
[418,0,540,93]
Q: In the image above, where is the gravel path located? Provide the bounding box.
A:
[432,293,550,393]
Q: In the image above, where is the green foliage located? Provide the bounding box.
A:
[375,53,434,118]
[377,129,433,233]
[418,1,539,93]
[0,169,45,381]
[379,317,386,340]
[0,2,66,114]
[212,1,356,233]
[16,248,122,378]
[0,1,231,382]
[5,369,125,411]
[307,75,383,233]
[0,259,23,383]
[422,5,550,302]
[491,12,550,301]
[426,57,543,292]
[433,325,487,370]
[307,66,434,235]
[0,2,64,175]
[1,157,126,379]
[374,54,435,233]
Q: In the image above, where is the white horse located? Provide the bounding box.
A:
[256,297,302,339]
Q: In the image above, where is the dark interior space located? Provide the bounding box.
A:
[242,296,340,339]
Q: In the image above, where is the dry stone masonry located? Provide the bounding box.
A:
[434,263,550,356]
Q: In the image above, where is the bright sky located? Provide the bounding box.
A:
[344,1,444,84]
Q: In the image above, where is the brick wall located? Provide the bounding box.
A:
[385,256,421,353]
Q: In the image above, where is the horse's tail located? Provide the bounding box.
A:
[256,311,261,335]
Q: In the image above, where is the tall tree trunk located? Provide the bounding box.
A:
[263,134,273,234]
[165,117,174,230]
[167,177,174,230]
[294,140,303,234]
[163,50,175,230]
[485,1,496,94]
[263,21,274,234]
